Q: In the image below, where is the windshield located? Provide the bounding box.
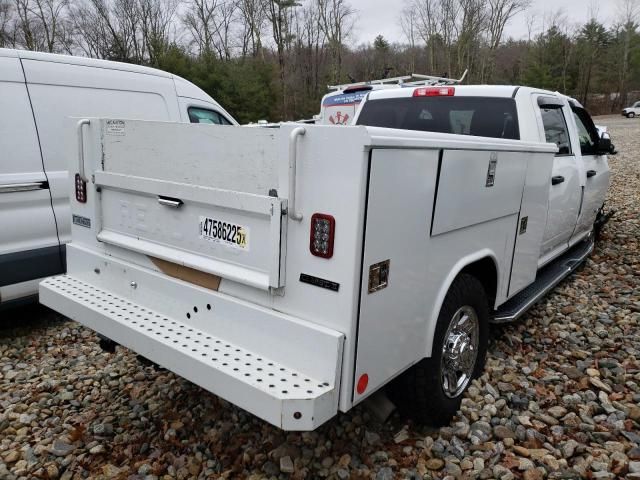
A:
[356,96,520,140]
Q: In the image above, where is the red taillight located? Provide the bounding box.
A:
[413,86,455,97]
[310,213,335,258]
[75,173,87,203]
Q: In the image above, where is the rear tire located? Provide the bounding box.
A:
[392,273,489,426]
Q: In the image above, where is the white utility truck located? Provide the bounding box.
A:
[40,85,612,430]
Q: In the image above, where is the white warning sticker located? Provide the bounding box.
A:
[106,119,126,136]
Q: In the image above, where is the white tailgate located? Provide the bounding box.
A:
[94,120,286,290]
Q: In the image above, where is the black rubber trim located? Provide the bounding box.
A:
[351,150,372,403]
[512,86,521,99]
[429,149,444,237]
[0,246,64,287]
[0,294,39,311]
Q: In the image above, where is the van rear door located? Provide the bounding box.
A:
[0,55,62,291]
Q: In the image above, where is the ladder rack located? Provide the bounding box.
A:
[328,69,468,91]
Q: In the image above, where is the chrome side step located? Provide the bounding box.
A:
[492,237,594,324]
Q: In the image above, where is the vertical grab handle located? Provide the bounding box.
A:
[77,119,91,182]
[288,127,306,221]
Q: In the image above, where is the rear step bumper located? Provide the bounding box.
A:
[40,270,343,430]
[492,236,594,323]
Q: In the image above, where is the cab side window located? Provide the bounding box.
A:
[540,107,572,156]
[571,107,599,156]
[188,107,232,125]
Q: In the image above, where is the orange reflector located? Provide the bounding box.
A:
[356,373,369,395]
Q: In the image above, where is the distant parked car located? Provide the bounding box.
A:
[622,101,640,118]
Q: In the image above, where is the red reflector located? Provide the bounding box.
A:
[357,374,369,395]
[413,86,455,97]
[75,173,87,203]
[310,213,335,259]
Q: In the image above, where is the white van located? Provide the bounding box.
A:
[0,48,237,308]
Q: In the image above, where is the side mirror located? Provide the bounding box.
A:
[597,133,612,155]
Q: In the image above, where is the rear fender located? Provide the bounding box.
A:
[425,249,499,358]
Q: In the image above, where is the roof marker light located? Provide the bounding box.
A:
[413,86,455,97]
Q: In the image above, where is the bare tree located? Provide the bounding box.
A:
[30,0,70,51]
[183,0,216,54]
[399,3,417,72]
[317,0,354,84]
[266,0,300,118]
[456,0,485,75]
[212,0,235,59]
[237,0,266,57]
[481,0,530,81]
[139,0,179,64]
[0,0,14,46]
[183,0,236,59]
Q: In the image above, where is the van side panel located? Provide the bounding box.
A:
[21,59,181,246]
[0,57,61,288]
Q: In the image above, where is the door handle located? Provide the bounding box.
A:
[0,181,48,193]
[586,170,597,178]
[551,176,565,185]
[157,196,183,208]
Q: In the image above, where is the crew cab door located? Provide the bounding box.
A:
[535,95,582,264]
[570,105,610,237]
[0,56,62,288]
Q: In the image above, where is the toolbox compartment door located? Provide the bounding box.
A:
[93,120,286,290]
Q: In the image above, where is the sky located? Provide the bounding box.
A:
[347,0,620,46]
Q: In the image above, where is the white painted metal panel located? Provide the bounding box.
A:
[576,154,610,236]
[507,153,553,296]
[95,123,287,290]
[40,273,341,430]
[0,57,59,259]
[431,150,528,236]
[354,149,440,401]
[22,59,180,246]
[100,120,279,196]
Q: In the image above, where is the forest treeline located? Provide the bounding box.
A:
[1,0,639,122]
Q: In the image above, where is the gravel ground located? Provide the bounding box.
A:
[1,116,639,480]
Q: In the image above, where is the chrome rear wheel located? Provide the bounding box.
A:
[440,306,479,398]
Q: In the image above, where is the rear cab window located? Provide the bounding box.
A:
[355,96,520,140]
[188,107,232,125]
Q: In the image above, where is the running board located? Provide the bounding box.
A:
[492,237,594,324]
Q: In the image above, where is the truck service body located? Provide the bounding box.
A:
[40,85,611,430]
